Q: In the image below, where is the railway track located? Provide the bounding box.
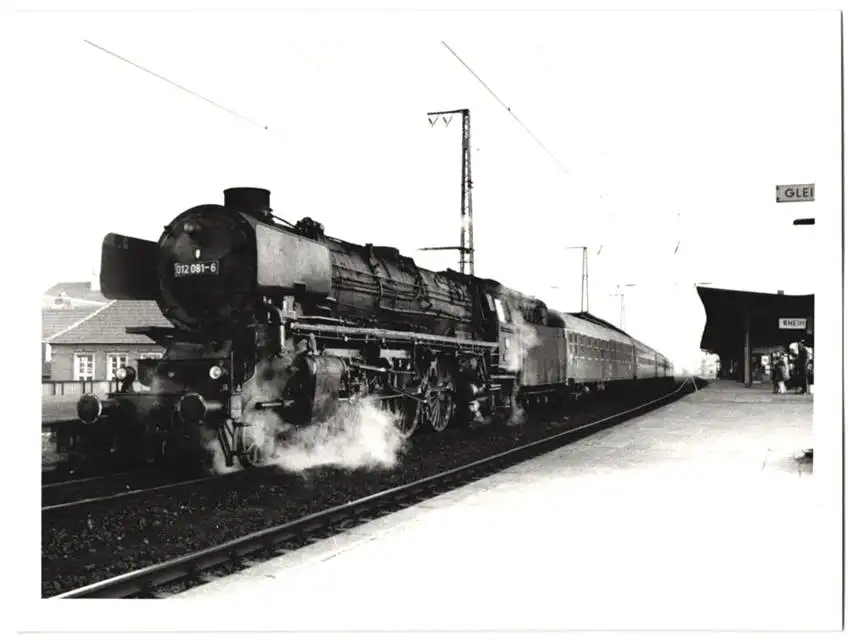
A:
[42,470,221,512]
[53,377,702,599]
[42,420,142,482]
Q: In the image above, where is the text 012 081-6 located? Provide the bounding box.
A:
[174,261,219,278]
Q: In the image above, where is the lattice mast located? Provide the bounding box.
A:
[421,108,474,276]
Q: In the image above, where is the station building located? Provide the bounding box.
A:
[696,286,814,386]
[45,300,169,383]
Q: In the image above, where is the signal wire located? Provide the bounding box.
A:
[440,41,572,176]
[82,39,284,140]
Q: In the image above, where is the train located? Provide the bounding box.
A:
[74,187,675,469]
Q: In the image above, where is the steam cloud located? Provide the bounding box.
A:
[204,428,239,475]
[267,396,407,474]
[504,316,541,426]
[136,354,407,477]
[224,356,408,476]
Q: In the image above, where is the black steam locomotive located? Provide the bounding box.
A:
[76,187,673,468]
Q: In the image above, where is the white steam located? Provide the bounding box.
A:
[203,428,239,475]
[505,316,542,372]
[505,316,542,426]
[272,396,407,474]
[228,357,408,476]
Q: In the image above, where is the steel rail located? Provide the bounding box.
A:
[53,378,700,599]
[42,475,220,513]
[42,470,138,490]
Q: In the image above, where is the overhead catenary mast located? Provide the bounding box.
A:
[565,246,589,312]
[420,108,474,276]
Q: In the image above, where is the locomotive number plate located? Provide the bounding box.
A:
[174,260,219,278]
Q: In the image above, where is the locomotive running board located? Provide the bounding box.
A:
[289,322,497,350]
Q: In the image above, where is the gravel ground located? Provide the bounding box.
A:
[42,386,677,597]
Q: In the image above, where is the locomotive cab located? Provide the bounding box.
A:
[472,284,521,373]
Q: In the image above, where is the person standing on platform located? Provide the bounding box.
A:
[776,352,789,395]
[771,353,780,393]
[797,339,810,394]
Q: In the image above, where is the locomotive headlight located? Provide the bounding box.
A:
[116,366,136,392]
[209,365,224,380]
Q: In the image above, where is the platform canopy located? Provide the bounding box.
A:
[696,286,814,356]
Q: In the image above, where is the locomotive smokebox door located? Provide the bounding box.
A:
[100,233,160,300]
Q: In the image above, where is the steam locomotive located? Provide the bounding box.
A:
[75,187,674,468]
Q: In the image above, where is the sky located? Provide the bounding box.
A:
[16,8,841,369]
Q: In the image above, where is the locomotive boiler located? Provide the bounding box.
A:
[77,188,502,467]
[74,186,674,470]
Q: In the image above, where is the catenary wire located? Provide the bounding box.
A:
[83,39,285,140]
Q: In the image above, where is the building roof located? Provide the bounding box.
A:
[696,286,814,354]
[42,308,103,341]
[42,295,106,310]
[43,281,109,307]
[48,300,173,345]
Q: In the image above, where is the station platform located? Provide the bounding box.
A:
[175,380,837,631]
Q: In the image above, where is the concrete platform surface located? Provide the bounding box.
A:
[174,380,838,632]
[41,397,79,425]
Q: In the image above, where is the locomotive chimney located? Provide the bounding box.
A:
[224,187,273,222]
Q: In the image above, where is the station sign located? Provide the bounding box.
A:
[776,183,815,203]
[778,317,807,330]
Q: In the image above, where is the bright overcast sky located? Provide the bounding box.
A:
[17,7,841,367]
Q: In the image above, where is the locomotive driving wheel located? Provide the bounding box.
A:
[424,358,455,433]
[390,373,423,439]
[396,395,422,439]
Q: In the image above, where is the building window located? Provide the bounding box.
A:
[107,353,129,380]
[73,353,95,381]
